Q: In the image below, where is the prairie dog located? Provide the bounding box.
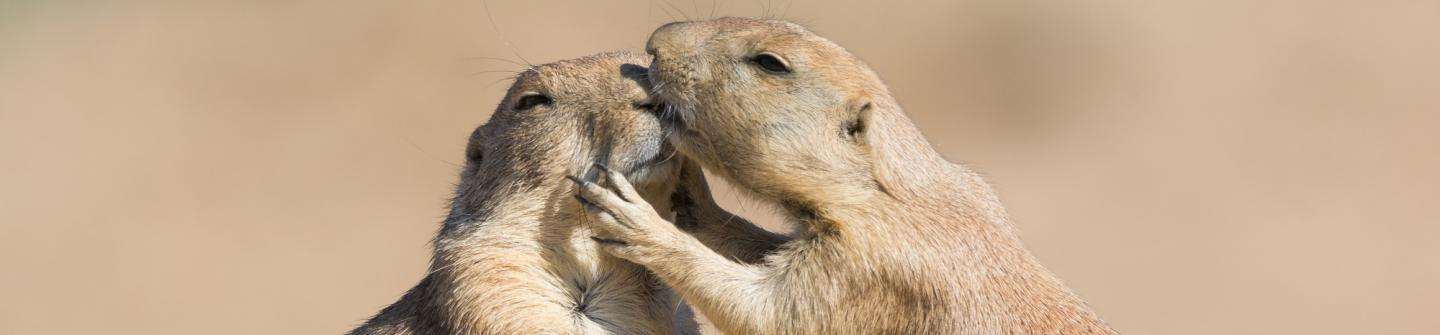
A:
[350,52,697,335]
[572,18,1118,334]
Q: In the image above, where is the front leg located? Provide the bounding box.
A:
[569,165,780,334]
[671,159,789,264]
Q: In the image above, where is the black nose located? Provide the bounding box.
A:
[619,63,648,80]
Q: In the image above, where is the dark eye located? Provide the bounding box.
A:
[750,52,791,74]
[514,92,552,111]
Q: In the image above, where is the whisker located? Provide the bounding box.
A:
[691,0,700,21]
[469,69,521,76]
[397,133,464,169]
[650,0,679,21]
[463,56,527,67]
[660,0,691,20]
[485,74,521,89]
[481,0,535,67]
[659,148,680,166]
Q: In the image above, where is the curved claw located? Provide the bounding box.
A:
[593,163,642,203]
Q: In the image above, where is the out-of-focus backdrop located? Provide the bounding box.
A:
[2,0,1437,334]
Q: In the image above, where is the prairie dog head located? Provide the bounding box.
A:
[450,51,677,224]
[645,17,892,212]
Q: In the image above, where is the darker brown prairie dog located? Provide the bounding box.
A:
[349,52,698,335]
[572,18,1118,334]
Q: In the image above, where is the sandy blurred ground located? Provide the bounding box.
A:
[2,0,1438,334]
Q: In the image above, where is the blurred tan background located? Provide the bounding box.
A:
[2,0,1438,334]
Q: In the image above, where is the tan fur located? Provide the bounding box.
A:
[349,52,701,335]
[572,18,1118,334]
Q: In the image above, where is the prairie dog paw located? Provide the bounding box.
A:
[569,164,679,260]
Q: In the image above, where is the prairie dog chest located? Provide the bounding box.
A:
[539,230,679,334]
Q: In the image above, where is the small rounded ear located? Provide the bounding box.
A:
[844,98,875,145]
[846,97,896,197]
[464,128,485,163]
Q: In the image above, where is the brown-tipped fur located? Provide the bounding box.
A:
[574,18,1118,334]
[349,52,701,335]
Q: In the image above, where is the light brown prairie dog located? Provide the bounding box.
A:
[348,51,698,335]
[572,18,1118,334]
